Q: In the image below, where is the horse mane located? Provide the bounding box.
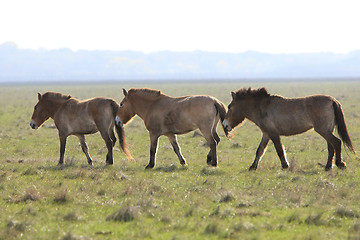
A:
[233,87,270,100]
[42,92,72,101]
[128,88,164,99]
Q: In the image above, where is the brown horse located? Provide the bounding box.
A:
[223,87,355,171]
[115,88,230,169]
[30,92,132,165]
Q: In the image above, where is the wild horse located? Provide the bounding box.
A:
[30,92,132,165]
[116,88,230,169]
[223,87,355,171]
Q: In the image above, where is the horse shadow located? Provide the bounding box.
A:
[153,163,188,173]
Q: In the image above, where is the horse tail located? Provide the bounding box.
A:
[110,101,133,160]
[333,101,355,153]
[214,100,232,139]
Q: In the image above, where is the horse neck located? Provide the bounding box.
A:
[129,94,160,120]
[44,98,68,118]
[243,99,262,123]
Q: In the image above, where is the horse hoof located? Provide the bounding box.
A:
[249,166,257,171]
[106,161,113,165]
[206,156,212,164]
[281,163,289,169]
[336,162,346,169]
[145,164,154,169]
[180,161,188,166]
[325,165,332,171]
[209,161,217,167]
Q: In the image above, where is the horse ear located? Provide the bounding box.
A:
[231,91,236,100]
[122,88,128,97]
[37,93,42,101]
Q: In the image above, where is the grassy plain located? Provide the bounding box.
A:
[1,80,360,239]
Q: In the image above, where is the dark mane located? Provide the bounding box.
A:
[234,87,270,100]
[42,92,72,101]
[128,88,164,98]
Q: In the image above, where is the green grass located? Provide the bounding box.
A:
[1,81,360,239]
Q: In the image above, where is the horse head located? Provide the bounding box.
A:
[223,91,246,132]
[30,93,51,129]
[117,88,136,125]
[30,92,71,129]
[223,87,270,132]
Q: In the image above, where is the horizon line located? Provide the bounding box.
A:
[1,42,359,55]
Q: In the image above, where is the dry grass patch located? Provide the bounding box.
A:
[219,192,235,203]
[7,187,41,203]
[335,207,359,218]
[106,206,141,222]
[63,211,80,221]
[54,188,69,203]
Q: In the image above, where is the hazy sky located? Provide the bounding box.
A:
[1,0,359,53]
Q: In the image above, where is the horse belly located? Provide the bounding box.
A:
[67,119,98,135]
[172,125,197,135]
[80,120,98,134]
[276,116,313,136]
[280,126,313,136]
[164,119,197,135]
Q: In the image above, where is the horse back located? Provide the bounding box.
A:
[265,95,335,136]
[172,95,219,120]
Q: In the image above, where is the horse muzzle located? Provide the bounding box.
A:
[30,120,38,129]
[222,119,232,132]
[115,116,124,127]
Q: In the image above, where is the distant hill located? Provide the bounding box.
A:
[1,42,360,82]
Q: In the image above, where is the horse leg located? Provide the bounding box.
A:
[76,134,93,165]
[146,133,159,169]
[332,136,346,169]
[325,142,335,170]
[315,130,344,170]
[213,130,220,144]
[333,137,346,169]
[58,135,67,165]
[249,134,270,171]
[200,128,218,167]
[166,133,187,166]
[207,129,221,164]
[99,130,114,165]
[110,129,117,147]
[270,134,289,169]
